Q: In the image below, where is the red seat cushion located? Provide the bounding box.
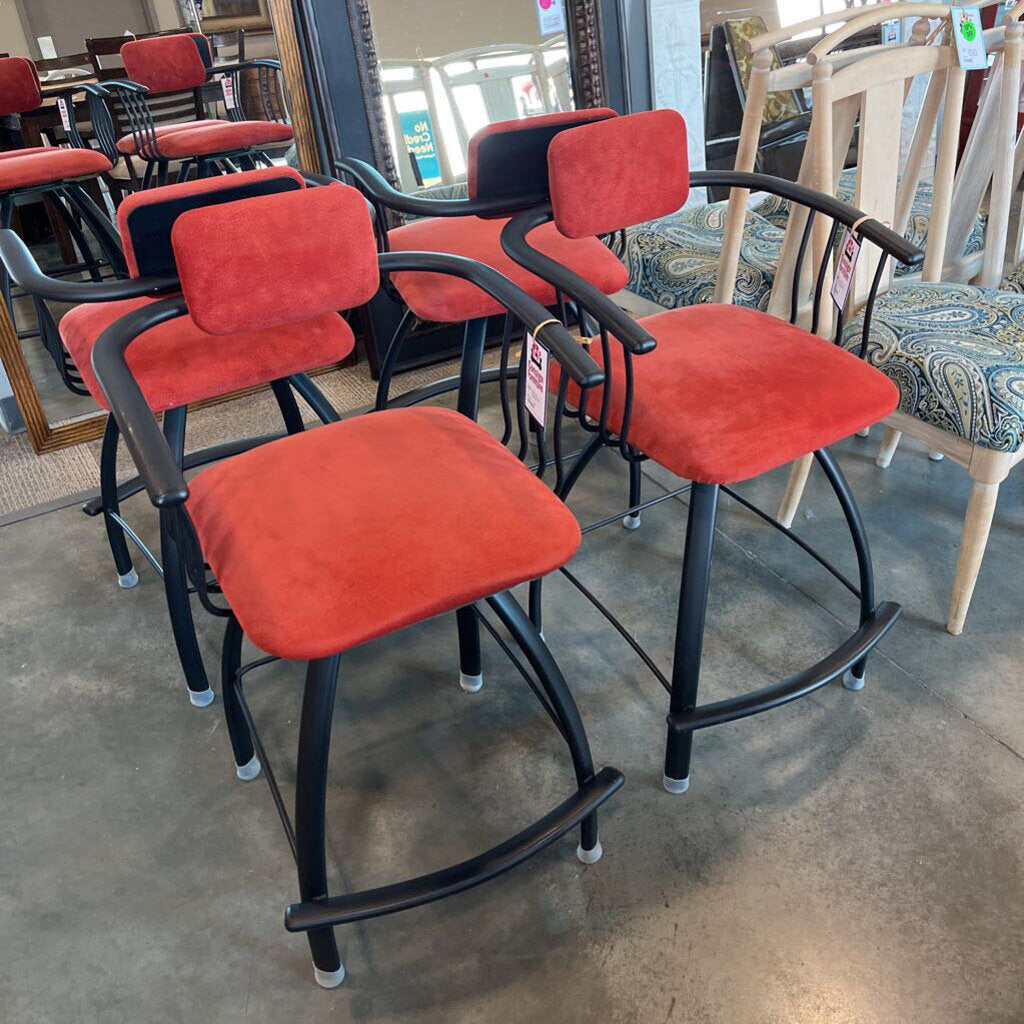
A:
[143,121,293,160]
[187,406,581,660]
[115,120,230,155]
[571,306,898,484]
[0,148,111,191]
[59,295,354,414]
[0,146,52,160]
[387,216,628,323]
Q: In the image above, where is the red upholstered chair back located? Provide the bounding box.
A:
[547,109,690,239]
[121,34,208,94]
[0,57,42,117]
[467,107,617,211]
[171,184,380,335]
[117,166,306,279]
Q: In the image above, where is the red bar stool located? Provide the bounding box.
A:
[502,110,924,793]
[102,34,292,187]
[0,167,349,707]
[89,182,623,987]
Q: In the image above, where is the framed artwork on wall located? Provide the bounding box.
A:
[199,0,272,31]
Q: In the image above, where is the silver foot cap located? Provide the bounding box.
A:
[622,513,642,531]
[235,755,261,781]
[842,669,866,691]
[928,450,945,461]
[875,454,893,469]
[313,964,346,989]
[662,774,690,794]
[856,427,870,438]
[118,568,139,589]
[188,687,215,708]
[576,840,603,864]
[459,672,484,694]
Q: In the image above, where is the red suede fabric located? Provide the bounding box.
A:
[387,216,627,323]
[466,107,616,197]
[0,148,111,191]
[115,119,229,154]
[172,184,379,334]
[0,57,41,117]
[0,146,51,160]
[565,306,898,484]
[116,165,305,277]
[60,295,354,413]
[121,35,208,94]
[186,406,582,660]
[548,109,690,238]
[143,120,293,159]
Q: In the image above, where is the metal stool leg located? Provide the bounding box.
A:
[222,615,260,779]
[100,414,138,588]
[623,458,643,530]
[270,378,305,435]
[456,605,483,693]
[374,309,415,410]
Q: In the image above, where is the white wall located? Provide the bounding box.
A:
[0,0,31,56]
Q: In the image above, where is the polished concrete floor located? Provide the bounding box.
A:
[1,423,1022,1023]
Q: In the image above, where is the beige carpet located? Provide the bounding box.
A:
[0,354,475,520]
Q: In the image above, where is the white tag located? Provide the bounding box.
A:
[57,97,72,132]
[523,332,549,427]
[221,77,237,110]
[953,7,987,71]
[830,229,861,309]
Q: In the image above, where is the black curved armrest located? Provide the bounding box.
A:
[379,250,603,388]
[208,59,283,77]
[99,80,150,95]
[338,157,528,220]
[501,207,657,356]
[91,296,191,508]
[690,170,925,268]
[0,230,178,303]
[41,81,110,101]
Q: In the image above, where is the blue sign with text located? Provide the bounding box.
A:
[399,109,441,185]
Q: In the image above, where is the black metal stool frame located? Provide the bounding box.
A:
[90,251,623,987]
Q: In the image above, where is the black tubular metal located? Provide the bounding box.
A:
[386,365,519,411]
[221,615,254,769]
[457,317,488,419]
[62,184,129,277]
[288,372,342,424]
[581,482,693,536]
[99,415,134,580]
[49,192,102,282]
[664,483,719,787]
[456,604,482,682]
[374,308,416,410]
[791,209,816,324]
[552,367,569,493]
[270,378,305,435]
[858,254,889,359]
[515,340,531,461]
[810,220,841,337]
[498,313,515,444]
[293,654,344,977]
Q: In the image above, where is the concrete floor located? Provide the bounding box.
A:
[1,423,1022,1023]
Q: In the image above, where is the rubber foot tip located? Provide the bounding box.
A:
[235,755,261,781]
[875,455,893,469]
[459,672,484,694]
[313,964,346,989]
[856,427,870,438]
[188,687,215,708]
[662,774,690,795]
[576,840,603,864]
[622,513,642,531]
[842,669,866,691]
[117,568,139,589]
[928,450,945,461]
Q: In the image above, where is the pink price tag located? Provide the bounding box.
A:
[221,78,237,110]
[830,229,861,309]
[523,333,550,427]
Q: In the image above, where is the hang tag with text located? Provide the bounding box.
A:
[221,77,237,110]
[953,7,987,70]
[830,229,861,309]
[524,333,549,427]
[57,97,72,132]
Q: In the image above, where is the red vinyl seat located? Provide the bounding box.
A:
[187,406,582,660]
[115,119,230,154]
[0,148,112,191]
[60,294,353,414]
[387,215,627,323]
[572,305,898,484]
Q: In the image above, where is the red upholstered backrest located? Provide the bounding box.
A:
[171,184,380,335]
[0,57,42,117]
[117,167,306,278]
[121,34,208,94]
[467,108,617,211]
[547,109,689,238]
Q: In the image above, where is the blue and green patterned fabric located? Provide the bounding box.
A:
[1000,261,1024,293]
[842,282,1024,452]
[624,200,783,310]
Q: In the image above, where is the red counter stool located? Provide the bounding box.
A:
[0,57,125,390]
[502,110,924,793]
[340,109,629,690]
[103,34,292,187]
[0,167,349,708]
[90,182,623,987]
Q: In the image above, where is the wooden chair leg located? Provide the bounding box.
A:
[777,452,814,528]
[947,476,1000,635]
[875,426,902,468]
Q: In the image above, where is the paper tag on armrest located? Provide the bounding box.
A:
[57,97,72,132]
[221,78,237,110]
[953,7,987,71]
[524,332,549,428]
[830,229,861,309]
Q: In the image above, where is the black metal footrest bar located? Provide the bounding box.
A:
[668,601,901,734]
[387,364,519,409]
[284,766,624,933]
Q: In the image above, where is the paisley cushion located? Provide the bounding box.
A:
[1000,261,1024,293]
[624,199,783,310]
[841,281,1024,452]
